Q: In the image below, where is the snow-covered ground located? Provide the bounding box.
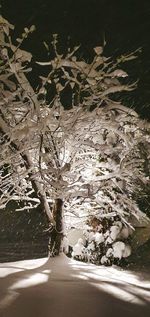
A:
[0,254,150,317]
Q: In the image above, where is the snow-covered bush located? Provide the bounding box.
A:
[82,216,132,265]
[72,238,85,260]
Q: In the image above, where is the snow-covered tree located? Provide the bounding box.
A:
[0,17,149,259]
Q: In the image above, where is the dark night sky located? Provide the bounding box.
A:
[1,0,150,119]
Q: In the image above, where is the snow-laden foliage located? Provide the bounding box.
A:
[0,17,150,263]
[70,218,132,265]
[81,217,133,265]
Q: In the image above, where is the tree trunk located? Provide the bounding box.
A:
[48,198,64,256]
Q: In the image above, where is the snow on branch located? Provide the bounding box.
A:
[0,17,149,231]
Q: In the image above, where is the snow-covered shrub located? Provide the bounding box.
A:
[72,238,85,260]
[82,216,133,266]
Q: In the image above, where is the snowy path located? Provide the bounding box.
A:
[0,254,150,317]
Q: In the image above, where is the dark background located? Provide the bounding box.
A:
[1,0,150,119]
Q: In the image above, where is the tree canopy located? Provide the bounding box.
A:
[0,17,150,262]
